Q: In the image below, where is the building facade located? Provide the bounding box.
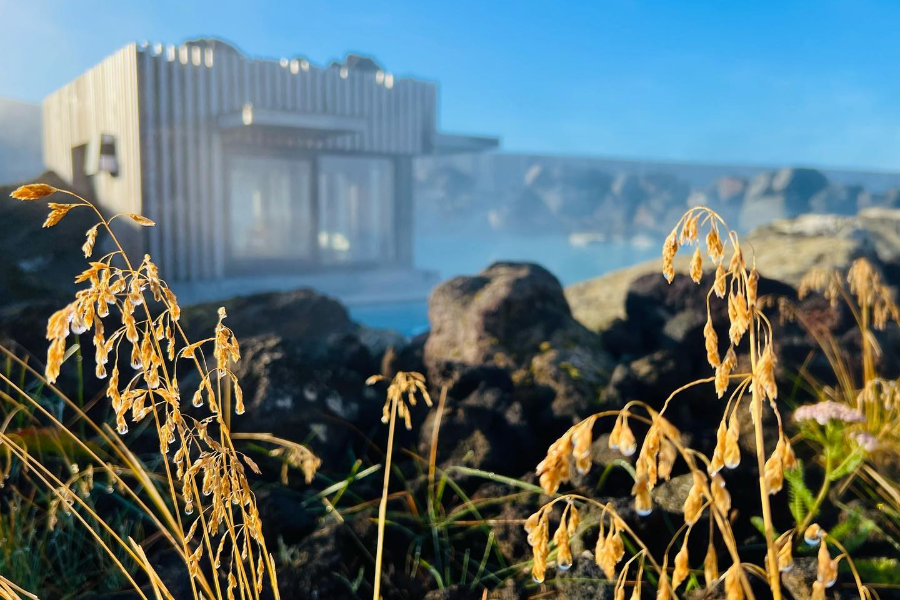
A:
[42,39,496,302]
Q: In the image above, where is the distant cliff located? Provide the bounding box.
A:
[415,153,900,239]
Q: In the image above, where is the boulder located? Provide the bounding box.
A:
[416,370,540,474]
[425,262,614,425]
[566,208,900,333]
[179,290,392,471]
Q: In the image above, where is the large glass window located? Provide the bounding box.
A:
[228,156,313,262]
[318,156,395,264]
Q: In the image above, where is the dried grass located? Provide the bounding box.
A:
[5,183,320,600]
[525,207,878,600]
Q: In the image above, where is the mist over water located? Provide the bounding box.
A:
[349,232,659,334]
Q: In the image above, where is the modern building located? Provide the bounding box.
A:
[42,39,497,304]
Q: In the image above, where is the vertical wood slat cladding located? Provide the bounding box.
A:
[43,44,144,258]
[44,40,439,281]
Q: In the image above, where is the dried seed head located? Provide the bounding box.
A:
[11,183,57,200]
[609,415,622,450]
[704,540,719,587]
[782,437,798,470]
[725,564,744,600]
[704,315,720,368]
[764,444,785,495]
[709,420,728,476]
[716,347,737,399]
[804,523,824,546]
[680,214,699,244]
[707,227,725,262]
[636,425,661,488]
[690,247,703,283]
[43,203,78,228]
[728,292,749,346]
[811,580,825,600]
[777,534,794,572]
[618,418,637,457]
[714,264,727,298]
[757,344,778,403]
[729,244,744,272]
[817,539,838,588]
[746,268,759,309]
[46,337,66,384]
[711,473,731,514]
[663,232,679,283]
[632,474,653,516]
[524,511,540,539]
[658,440,677,481]
[595,519,625,579]
[567,505,580,536]
[536,428,573,494]
[530,518,549,583]
[655,574,669,600]
[556,526,573,571]
[572,418,595,467]
[683,471,705,525]
[724,414,741,469]
[594,526,610,577]
[672,537,690,589]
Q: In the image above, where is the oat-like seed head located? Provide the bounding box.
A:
[704,539,719,586]
[816,539,838,587]
[725,563,744,600]
[672,537,690,588]
[11,183,58,200]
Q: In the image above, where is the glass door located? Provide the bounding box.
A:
[228,155,313,268]
[318,155,395,265]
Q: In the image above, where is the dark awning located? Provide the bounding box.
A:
[218,104,367,138]
[429,132,499,154]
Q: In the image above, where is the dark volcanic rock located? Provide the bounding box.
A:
[417,373,538,473]
[553,555,613,600]
[425,262,613,421]
[423,582,525,600]
[276,515,375,600]
[423,262,615,470]
[0,172,97,308]
[179,290,391,470]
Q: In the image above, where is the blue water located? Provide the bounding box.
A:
[349,234,659,335]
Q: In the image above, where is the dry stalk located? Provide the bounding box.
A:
[528,207,824,599]
[9,183,321,600]
[367,371,432,600]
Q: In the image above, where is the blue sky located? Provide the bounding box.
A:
[2,0,899,170]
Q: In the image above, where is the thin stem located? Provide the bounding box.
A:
[798,448,832,533]
[748,315,781,600]
[373,394,398,600]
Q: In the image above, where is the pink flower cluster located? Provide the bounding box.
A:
[852,432,878,452]
[793,401,866,426]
